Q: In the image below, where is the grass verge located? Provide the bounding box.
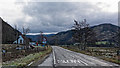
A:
[3,46,52,67]
[62,46,120,65]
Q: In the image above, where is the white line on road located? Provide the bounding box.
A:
[69,54,88,65]
[27,62,34,66]
[78,59,88,65]
[53,47,56,65]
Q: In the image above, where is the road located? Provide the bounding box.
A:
[38,46,119,68]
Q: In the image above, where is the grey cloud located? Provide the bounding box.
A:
[15,2,117,33]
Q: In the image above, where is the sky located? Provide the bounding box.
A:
[0,0,119,34]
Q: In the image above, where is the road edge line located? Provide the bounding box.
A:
[53,47,56,67]
[27,61,34,66]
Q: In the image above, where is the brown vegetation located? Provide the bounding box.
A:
[2,44,47,62]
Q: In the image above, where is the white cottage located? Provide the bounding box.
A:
[13,34,30,45]
[13,35,24,44]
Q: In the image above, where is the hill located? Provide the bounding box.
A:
[91,23,119,41]
[26,34,55,42]
[0,17,21,44]
[26,23,120,46]
[47,23,120,45]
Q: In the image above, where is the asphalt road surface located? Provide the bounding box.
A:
[38,46,119,68]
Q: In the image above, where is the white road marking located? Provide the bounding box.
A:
[38,46,119,66]
[27,62,34,66]
[78,59,88,65]
[53,47,56,65]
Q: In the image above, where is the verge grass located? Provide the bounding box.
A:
[3,46,52,67]
[62,46,120,65]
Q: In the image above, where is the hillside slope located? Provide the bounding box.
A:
[47,23,119,45]
[26,23,120,46]
[0,17,21,44]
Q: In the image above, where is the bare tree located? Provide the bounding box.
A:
[22,26,30,35]
[37,31,43,44]
[14,24,19,44]
[114,29,120,61]
[73,19,97,50]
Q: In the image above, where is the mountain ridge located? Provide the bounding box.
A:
[26,23,120,46]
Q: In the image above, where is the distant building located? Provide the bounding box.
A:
[13,35,30,45]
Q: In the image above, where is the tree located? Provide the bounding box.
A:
[37,31,43,44]
[114,29,120,61]
[14,24,19,44]
[72,19,97,50]
[114,29,120,47]
[22,26,30,35]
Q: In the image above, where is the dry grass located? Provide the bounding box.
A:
[3,46,52,67]
[62,46,120,65]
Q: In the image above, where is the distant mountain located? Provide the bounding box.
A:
[91,23,119,41]
[47,30,74,45]
[26,23,120,46]
[26,34,55,42]
[47,23,120,45]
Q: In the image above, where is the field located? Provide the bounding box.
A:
[96,41,114,45]
[62,45,120,65]
[3,46,52,66]
[2,44,52,66]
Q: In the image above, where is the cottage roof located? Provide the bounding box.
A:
[17,34,30,41]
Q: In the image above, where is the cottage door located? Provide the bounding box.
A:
[20,39,22,44]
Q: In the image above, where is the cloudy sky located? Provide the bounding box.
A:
[0,0,119,34]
